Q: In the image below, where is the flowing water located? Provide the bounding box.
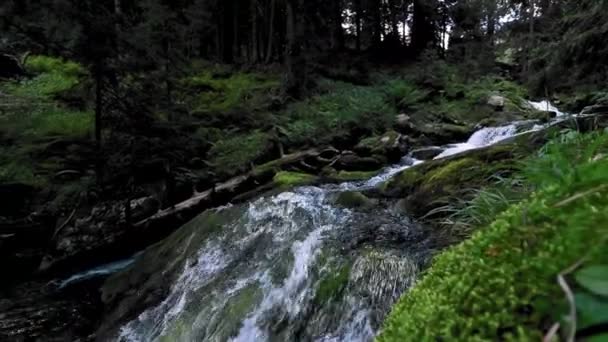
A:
[61,101,565,341]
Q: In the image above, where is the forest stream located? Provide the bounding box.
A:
[67,101,569,341]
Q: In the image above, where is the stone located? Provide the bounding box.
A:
[354,131,407,162]
[335,153,383,171]
[487,95,506,110]
[395,114,413,133]
[410,146,444,160]
[335,191,375,209]
[581,104,608,116]
[528,110,557,123]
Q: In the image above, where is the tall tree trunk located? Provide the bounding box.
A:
[371,0,382,46]
[94,61,104,185]
[234,0,239,61]
[265,0,276,63]
[222,1,234,63]
[285,0,306,98]
[332,0,344,50]
[355,0,362,51]
[486,0,497,41]
[411,0,436,55]
[251,0,258,62]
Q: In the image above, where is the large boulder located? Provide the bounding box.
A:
[417,123,474,146]
[335,152,383,171]
[410,146,444,161]
[354,131,408,162]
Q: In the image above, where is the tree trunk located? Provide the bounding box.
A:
[411,0,436,55]
[285,0,306,98]
[355,0,362,51]
[332,0,344,50]
[251,0,258,62]
[265,0,276,63]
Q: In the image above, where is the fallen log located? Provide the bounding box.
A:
[134,148,331,230]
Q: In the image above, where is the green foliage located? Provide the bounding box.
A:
[4,55,86,98]
[0,109,93,140]
[184,66,280,115]
[384,79,430,109]
[25,55,86,79]
[283,81,395,146]
[378,131,608,341]
[273,171,317,188]
[575,266,608,297]
[0,148,43,186]
[208,130,273,177]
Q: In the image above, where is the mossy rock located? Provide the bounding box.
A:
[354,131,406,160]
[314,264,351,305]
[327,169,382,182]
[382,142,534,218]
[272,171,317,189]
[335,191,375,209]
[378,140,608,341]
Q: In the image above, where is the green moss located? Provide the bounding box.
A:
[356,131,401,155]
[208,130,273,177]
[335,191,374,209]
[184,66,280,114]
[383,143,526,218]
[379,132,608,341]
[314,264,351,305]
[3,55,86,98]
[282,82,396,146]
[273,171,317,188]
[333,170,382,182]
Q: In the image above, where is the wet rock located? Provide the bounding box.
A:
[354,131,408,162]
[581,104,608,116]
[487,95,506,110]
[410,146,444,160]
[394,114,414,133]
[418,123,474,146]
[335,152,383,171]
[528,110,557,123]
[335,191,375,209]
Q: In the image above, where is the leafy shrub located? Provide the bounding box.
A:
[208,130,273,177]
[283,82,395,146]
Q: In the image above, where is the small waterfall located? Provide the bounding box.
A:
[434,99,566,160]
[110,100,566,341]
[434,124,519,159]
[117,186,421,342]
[528,100,564,116]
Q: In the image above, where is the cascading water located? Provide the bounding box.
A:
[91,100,566,341]
[117,184,426,342]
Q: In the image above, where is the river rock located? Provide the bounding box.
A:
[528,110,557,123]
[487,95,506,110]
[418,123,474,146]
[410,146,444,160]
[335,152,383,171]
[354,131,408,162]
[581,104,608,116]
[395,114,414,133]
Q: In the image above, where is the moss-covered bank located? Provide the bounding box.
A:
[378,131,608,341]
